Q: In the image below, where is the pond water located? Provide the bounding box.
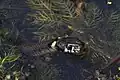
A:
[0,0,120,80]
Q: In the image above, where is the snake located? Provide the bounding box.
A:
[18,41,57,57]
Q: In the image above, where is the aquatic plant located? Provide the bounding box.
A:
[26,0,120,79]
[0,15,22,79]
[0,28,21,80]
[26,0,104,60]
[27,0,78,41]
[0,55,20,80]
[26,0,105,40]
[27,0,76,23]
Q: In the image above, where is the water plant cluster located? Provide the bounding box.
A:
[0,0,120,80]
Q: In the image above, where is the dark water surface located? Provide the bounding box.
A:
[0,0,120,80]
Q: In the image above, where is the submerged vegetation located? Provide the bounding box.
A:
[0,0,120,80]
[26,0,120,60]
[0,27,21,80]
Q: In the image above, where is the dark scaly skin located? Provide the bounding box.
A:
[18,42,88,58]
[78,42,90,58]
[18,41,57,57]
[56,36,90,58]
[18,37,89,59]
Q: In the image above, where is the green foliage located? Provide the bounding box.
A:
[27,0,77,41]
[117,77,120,80]
[0,27,21,45]
[26,0,120,58]
[0,55,20,80]
[0,26,21,80]
[27,0,76,24]
[27,1,105,41]
[0,28,9,43]
[110,11,120,41]
[83,3,103,28]
[26,1,120,79]
[0,55,20,65]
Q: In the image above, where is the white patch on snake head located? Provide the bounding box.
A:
[51,41,57,49]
